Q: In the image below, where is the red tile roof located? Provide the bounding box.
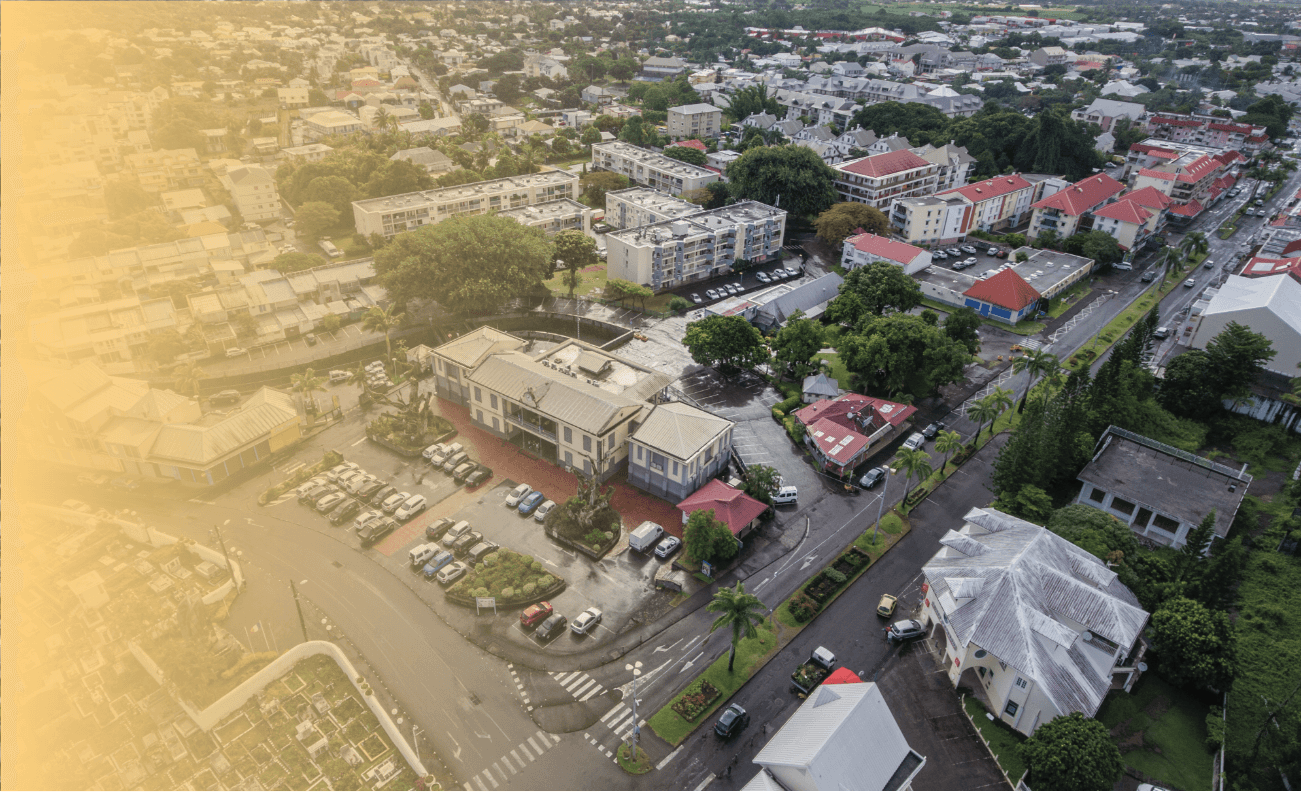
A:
[940,173,1031,203]
[1031,173,1126,215]
[837,149,932,179]
[823,667,864,685]
[1130,142,1177,158]
[672,139,708,151]
[793,393,916,430]
[806,416,872,465]
[963,268,1041,311]
[1247,133,1269,143]
[1150,115,1201,127]
[1242,254,1301,282]
[1122,186,1173,210]
[1136,167,1176,181]
[1075,60,1106,71]
[846,232,926,264]
[1174,155,1220,183]
[1214,150,1246,165]
[1093,199,1151,224]
[1168,199,1204,217]
[676,480,768,537]
[1208,121,1252,134]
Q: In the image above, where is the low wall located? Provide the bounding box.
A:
[130,640,427,777]
[115,517,245,590]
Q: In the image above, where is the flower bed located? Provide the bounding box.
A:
[259,450,344,504]
[445,548,566,607]
[670,678,721,722]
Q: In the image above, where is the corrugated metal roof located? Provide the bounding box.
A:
[632,402,731,461]
[469,352,645,436]
[751,682,916,790]
[432,326,525,369]
[923,508,1149,720]
[149,388,297,465]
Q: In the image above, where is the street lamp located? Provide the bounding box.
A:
[872,467,897,544]
[625,661,643,760]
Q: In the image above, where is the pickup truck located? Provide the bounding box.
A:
[791,646,837,696]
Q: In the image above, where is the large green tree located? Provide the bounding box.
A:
[1204,321,1276,403]
[295,201,340,241]
[302,175,358,218]
[580,171,630,206]
[374,214,553,315]
[683,509,738,565]
[682,315,770,374]
[270,252,327,274]
[550,230,598,298]
[706,582,767,673]
[1022,713,1124,790]
[837,314,969,398]
[849,101,949,145]
[724,84,781,122]
[662,145,708,166]
[725,145,838,219]
[833,261,923,318]
[943,307,982,355]
[813,202,890,247]
[771,316,824,381]
[1149,596,1238,691]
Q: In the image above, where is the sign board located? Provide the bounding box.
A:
[701,561,713,578]
[475,596,497,615]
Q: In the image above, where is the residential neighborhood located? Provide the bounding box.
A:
[6,2,1301,792]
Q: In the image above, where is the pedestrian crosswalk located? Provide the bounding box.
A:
[548,670,607,702]
[464,730,561,790]
[583,701,646,762]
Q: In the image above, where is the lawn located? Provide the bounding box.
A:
[648,619,779,745]
[1046,281,1090,319]
[542,266,676,313]
[811,352,852,391]
[962,697,1027,782]
[1097,675,1214,791]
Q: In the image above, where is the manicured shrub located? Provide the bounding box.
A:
[501,587,514,599]
[826,569,847,585]
[522,582,536,596]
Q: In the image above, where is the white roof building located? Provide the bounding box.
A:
[1190,268,1301,376]
[745,680,926,791]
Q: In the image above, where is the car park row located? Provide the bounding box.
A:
[688,266,803,305]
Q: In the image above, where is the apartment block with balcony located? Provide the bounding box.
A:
[124,148,205,193]
[832,150,940,211]
[1143,113,1269,155]
[604,187,702,230]
[892,173,1039,245]
[605,201,786,293]
[667,103,723,139]
[1027,173,1126,241]
[591,141,719,197]
[496,198,592,236]
[351,170,580,238]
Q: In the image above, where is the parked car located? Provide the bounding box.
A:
[371,485,398,506]
[724,284,739,296]
[986,246,1000,256]
[962,256,978,268]
[354,510,384,531]
[960,245,977,255]
[859,467,886,489]
[421,550,456,579]
[465,465,493,488]
[451,531,483,557]
[755,271,770,283]
[381,491,411,513]
[76,473,111,487]
[315,492,347,513]
[1140,271,1157,283]
[517,491,546,516]
[996,249,1008,259]
[921,421,944,439]
[436,561,468,586]
[877,593,898,618]
[705,289,719,300]
[570,607,603,635]
[441,450,469,474]
[299,483,334,504]
[357,479,386,499]
[346,473,377,494]
[425,518,455,541]
[946,248,962,257]
[1184,278,1197,288]
[1153,326,1172,340]
[304,333,318,346]
[358,517,398,547]
[393,494,428,521]
[225,347,247,358]
[690,293,703,304]
[886,619,927,643]
[329,499,363,525]
[295,478,328,498]
[467,541,500,564]
[505,483,533,508]
[533,499,557,523]
[535,613,568,641]
[210,389,242,405]
[714,704,749,738]
[422,442,446,460]
[430,443,462,466]
[1204,259,1215,269]
[520,601,553,628]
[325,462,359,482]
[337,470,365,490]
[442,520,474,548]
[451,461,477,483]
[654,535,682,559]
[932,250,947,260]
[901,432,926,451]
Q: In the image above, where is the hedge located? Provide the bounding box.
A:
[259,450,344,504]
[446,547,566,607]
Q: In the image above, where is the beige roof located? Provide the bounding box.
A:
[150,388,297,465]
[26,360,117,412]
[469,351,646,436]
[432,326,525,369]
[631,402,732,461]
[100,416,163,448]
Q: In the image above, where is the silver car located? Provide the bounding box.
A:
[901,432,926,451]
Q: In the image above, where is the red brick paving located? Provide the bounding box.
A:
[373,398,684,550]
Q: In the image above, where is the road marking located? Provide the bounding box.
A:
[351,436,367,447]
[656,745,684,770]
[510,749,524,768]
[499,756,515,775]
[601,704,629,724]
[571,679,598,697]
[518,743,533,761]
[492,762,506,780]
[695,772,717,790]
[557,671,580,686]
[526,736,543,755]
[547,731,561,745]
[481,769,497,788]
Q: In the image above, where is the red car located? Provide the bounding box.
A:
[520,601,553,628]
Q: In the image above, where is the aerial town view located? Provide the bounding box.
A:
[5,0,1301,789]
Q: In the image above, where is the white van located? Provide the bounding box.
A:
[772,486,799,506]
[409,542,439,568]
[394,494,428,521]
[628,521,664,553]
[329,370,350,383]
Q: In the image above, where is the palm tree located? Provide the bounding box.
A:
[1011,349,1060,413]
[1179,231,1208,264]
[967,386,1014,439]
[934,429,963,474]
[173,361,205,399]
[345,362,370,392]
[1159,246,1185,282]
[291,367,326,412]
[362,304,405,372]
[373,105,391,132]
[706,582,768,674]
[895,447,933,501]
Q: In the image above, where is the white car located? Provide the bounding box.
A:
[325,462,359,482]
[902,432,926,451]
[505,483,533,508]
[571,607,603,635]
[534,499,557,523]
[422,442,446,460]
[393,494,427,521]
[225,347,247,358]
[381,491,411,513]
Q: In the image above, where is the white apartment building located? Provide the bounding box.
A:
[591,141,719,197]
[303,109,364,141]
[605,201,786,293]
[604,187,702,230]
[832,150,941,210]
[496,198,593,236]
[351,170,580,238]
[666,103,724,139]
[891,173,1040,245]
[220,164,281,222]
[281,143,335,163]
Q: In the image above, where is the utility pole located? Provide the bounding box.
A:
[625,661,643,760]
[290,580,310,643]
[213,519,236,586]
[873,466,896,544]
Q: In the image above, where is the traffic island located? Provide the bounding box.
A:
[616,743,652,774]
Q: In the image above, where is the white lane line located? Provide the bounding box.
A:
[548,731,561,744]
[656,745,684,770]
[526,736,544,755]
[482,769,497,788]
[578,684,605,702]
[557,671,580,686]
[600,704,628,724]
[695,772,717,790]
[569,677,596,696]
[351,436,367,447]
